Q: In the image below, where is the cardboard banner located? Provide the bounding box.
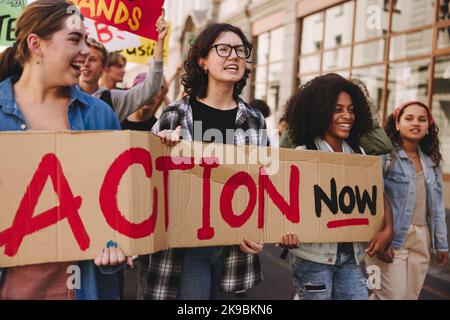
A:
[0,131,383,267]
[0,0,27,46]
[117,22,171,65]
[72,0,165,41]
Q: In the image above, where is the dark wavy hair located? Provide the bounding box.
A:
[181,23,252,100]
[385,106,442,167]
[285,73,373,149]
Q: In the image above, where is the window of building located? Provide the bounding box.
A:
[252,26,285,130]
[297,0,450,176]
[386,59,430,114]
[389,29,433,60]
[392,0,434,32]
[355,0,388,42]
[432,55,450,173]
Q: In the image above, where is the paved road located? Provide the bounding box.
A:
[124,210,450,300]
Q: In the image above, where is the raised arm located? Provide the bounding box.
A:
[110,11,168,122]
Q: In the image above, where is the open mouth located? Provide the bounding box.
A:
[224,64,239,71]
[70,61,85,71]
[337,123,353,130]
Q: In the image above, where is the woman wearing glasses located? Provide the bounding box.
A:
[146,23,268,300]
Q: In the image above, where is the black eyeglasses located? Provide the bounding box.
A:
[210,44,252,59]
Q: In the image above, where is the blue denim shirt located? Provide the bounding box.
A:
[290,138,368,265]
[383,148,448,252]
[0,76,122,299]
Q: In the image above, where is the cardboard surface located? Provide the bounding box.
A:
[0,131,384,267]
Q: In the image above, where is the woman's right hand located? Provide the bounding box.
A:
[279,233,300,249]
[377,246,394,263]
[157,125,182,146]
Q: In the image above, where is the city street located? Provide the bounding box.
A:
[124,210,450,300]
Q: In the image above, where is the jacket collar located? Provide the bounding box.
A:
[398,147,434,168]
[0,77,18,114]
[0,77,88,114]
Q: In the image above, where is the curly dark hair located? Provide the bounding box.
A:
[181,23,252,100]
[384,107,442,167]
[285,73,373,149]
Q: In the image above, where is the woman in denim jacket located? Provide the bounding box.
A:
[280,74,394,300]
[366,101,448,300]
[0,0,130,300]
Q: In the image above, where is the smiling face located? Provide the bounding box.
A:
[323,91,355,144]
[39,15,89,86]
[80,47,104,84]
[396,104,430,143]
[199,31,248,86]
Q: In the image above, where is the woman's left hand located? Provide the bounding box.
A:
[436,251,449,268]
[278,233,300,249]
[94,241,133,267]
[239,238,263,254]
[366,227,393,257]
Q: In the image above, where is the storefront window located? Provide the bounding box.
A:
[324,1,354,49]
[256,32,269,65]
[299,74,319,86]
[353,39,385,67]
[389,29,433,60]
[299,54,321,74]
[323,47,351,71]
[253,26,285,115]
[301,12,324,54]
[354,0,388,42]
[352,65,386,117]
[437,25,450,49]
[386,59,430,114]
[432,55,450,173]
[391,0,435,32]
[297,1,450,176]
[440,0,450,22]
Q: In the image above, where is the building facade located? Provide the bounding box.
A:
[162,0,450,206]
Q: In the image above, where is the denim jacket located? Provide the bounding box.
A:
[0,76,123,299]
[383,148,448,252]
[289,138,368,265]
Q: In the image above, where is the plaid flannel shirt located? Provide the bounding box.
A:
[145,96,267,300]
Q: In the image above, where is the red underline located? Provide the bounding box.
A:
[327,218,369,229]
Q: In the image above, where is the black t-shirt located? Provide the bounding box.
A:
[121,116,157,131]
[191,97,238,144]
